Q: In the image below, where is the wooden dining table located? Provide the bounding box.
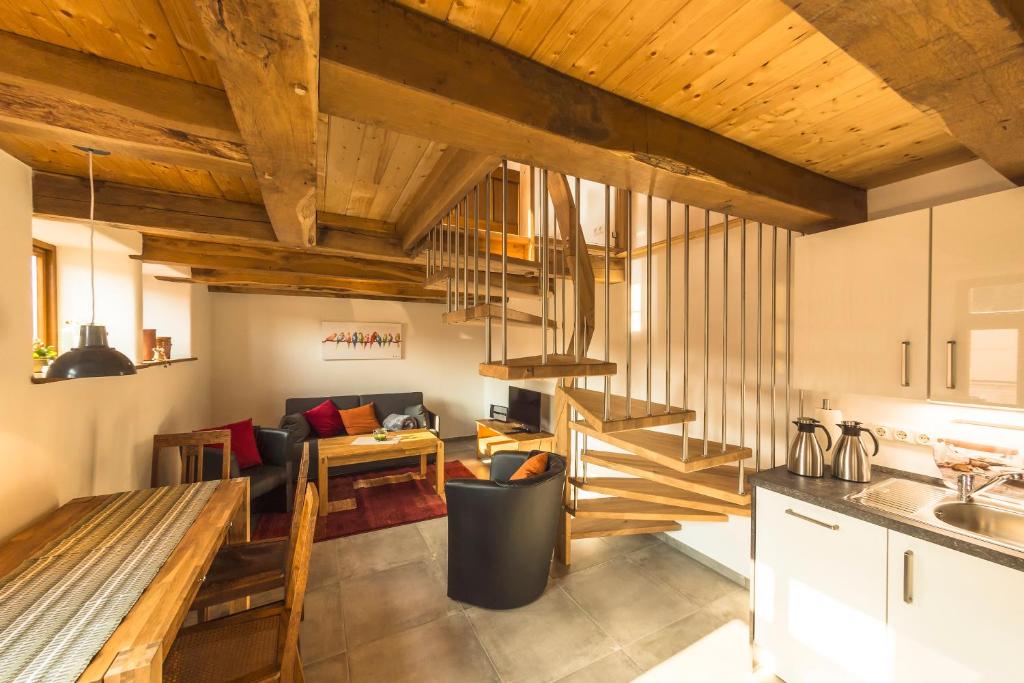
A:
[0,478,249,682]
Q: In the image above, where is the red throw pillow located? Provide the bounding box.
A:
[200,418,262,470]
[304,399,345,438]
[339,402,381,435]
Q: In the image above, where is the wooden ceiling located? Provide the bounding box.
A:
[1,0,1018,301]
[391,0,972,188]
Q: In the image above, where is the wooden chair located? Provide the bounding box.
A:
[151,430,232,487]
[191,444,310,615]
[163,481,319,683]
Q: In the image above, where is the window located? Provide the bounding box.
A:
[31,239,57,348]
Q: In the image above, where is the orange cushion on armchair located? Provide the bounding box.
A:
[510,452,549,481]
[339,403,382,435]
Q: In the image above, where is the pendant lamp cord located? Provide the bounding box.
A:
[88,151,96,325]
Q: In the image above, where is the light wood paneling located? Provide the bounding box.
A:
[391,0,970,188]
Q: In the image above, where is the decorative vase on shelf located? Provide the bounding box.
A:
[142,329,157,361]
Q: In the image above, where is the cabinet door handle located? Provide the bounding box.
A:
[900,341,910,387]
[903,550,914,604]
[945,341,956,389]
[785,508,839,530]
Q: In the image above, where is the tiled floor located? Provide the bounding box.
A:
[293,438,774,682]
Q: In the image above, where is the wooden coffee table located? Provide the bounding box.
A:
[316,428,445,516]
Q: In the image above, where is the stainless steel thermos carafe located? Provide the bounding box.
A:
[831,420,880,483]
[787,417,833,478]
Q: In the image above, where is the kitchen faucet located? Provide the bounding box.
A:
[957,471,1024,503]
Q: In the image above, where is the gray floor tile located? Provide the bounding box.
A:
[308,537,341,590]
[561,556,700,645]
[348,613,499,683]
[628,541,742,607]
[550,533,662,580]
[555,651,641,683]
[466,587,616,683]
[416,515,448,558]
[624,589,750,673]
[305,652,350,683]
[301,583,347,665]
[335,523,431,579]
[340,560,455,648]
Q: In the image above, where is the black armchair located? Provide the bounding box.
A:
[203,427,298,512]
[445,450,566,609]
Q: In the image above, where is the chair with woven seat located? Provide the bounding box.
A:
[164,481,319,683]
[192,444,310,618]
[152,430,232,486]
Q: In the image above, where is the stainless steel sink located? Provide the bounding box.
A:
[932,501,1024,549]
[847,478,1024,553]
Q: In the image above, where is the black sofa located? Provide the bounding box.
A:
[279,392,440,481]
[202,426,297,512]
[446,450,566,609]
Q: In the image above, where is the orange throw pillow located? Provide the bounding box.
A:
[510,452,549,481]
[339,403,381,435]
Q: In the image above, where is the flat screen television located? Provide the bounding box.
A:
[508,386,542,433]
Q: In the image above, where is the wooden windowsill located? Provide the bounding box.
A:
[135,357,198,370]
[31,357,198,382]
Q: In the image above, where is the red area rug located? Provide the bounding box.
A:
[253,459,476,543]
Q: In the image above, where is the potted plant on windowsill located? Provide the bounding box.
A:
[32,339,56,375]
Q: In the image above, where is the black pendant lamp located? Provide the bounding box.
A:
[48,147,137,379]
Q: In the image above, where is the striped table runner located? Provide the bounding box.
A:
[0,482,218,683]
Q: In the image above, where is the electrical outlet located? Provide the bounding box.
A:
[872,424,892,440]
[893,427,912,443]
[915,432,933,446]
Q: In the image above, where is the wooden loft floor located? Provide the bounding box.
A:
[0,0,1019,302]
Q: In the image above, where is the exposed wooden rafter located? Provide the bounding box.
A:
[397,148,499,251]
[182,268,440,300]
[784,0,1024,184]
[319,0,867,231]
[0,31,248,175]
[207,285,441,302]
[32,172,410,263]
[194,0,320,246]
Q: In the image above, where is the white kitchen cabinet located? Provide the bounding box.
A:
[930,186,1024,409]
[754,488,888,683]
[793,210,930,399]
[887,530,1024,682]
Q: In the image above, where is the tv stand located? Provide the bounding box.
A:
[474,419,554,459]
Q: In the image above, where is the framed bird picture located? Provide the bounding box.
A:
[321,322,404,360]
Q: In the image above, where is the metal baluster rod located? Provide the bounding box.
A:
[474,185,480,307]
[455,203,461,310]
[703,209,710,458]
[665,198,672,413]
[739,219,747,494]
[683,205,690,459]
[771,225,778,468]
[575,176,582,362]
[541,169,549,364]
[603,184,611,421]
[646,194,653,415]
[485,175,492,362]
[625,191,633,419]
[445,214,452,313]
[722,212,729,452]
[463,196,469,309]
[786,229,793,447]
[501,160,508,363]
[755,222,763,472]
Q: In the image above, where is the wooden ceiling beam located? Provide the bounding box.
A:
[783,0,1024,184]
[185,268,440,299]
[194,0,320,246]
[32,172,411,263]
[0,31,249,175]
[319,0,866,231]
[397,148,499,250]
[206,284,442,302]
[318,211,396,236]
[134,235,424,283]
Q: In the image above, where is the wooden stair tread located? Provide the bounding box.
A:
[442,304,556,328]
[582,450,750,506]
[559,386,695,433]
[571,421,749,474]
[424,268,547,298]
[571,477,750,516]
[479,355,617,380]
[573,495,728,521]
[571,517,681,539]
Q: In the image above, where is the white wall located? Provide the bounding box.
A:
[867,159,1013,220]
[0,151,214,542]
[207,293,487,438]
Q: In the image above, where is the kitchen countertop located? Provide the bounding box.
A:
[750,465,1024,573]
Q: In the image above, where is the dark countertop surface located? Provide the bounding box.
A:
[750,465,1024,573]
